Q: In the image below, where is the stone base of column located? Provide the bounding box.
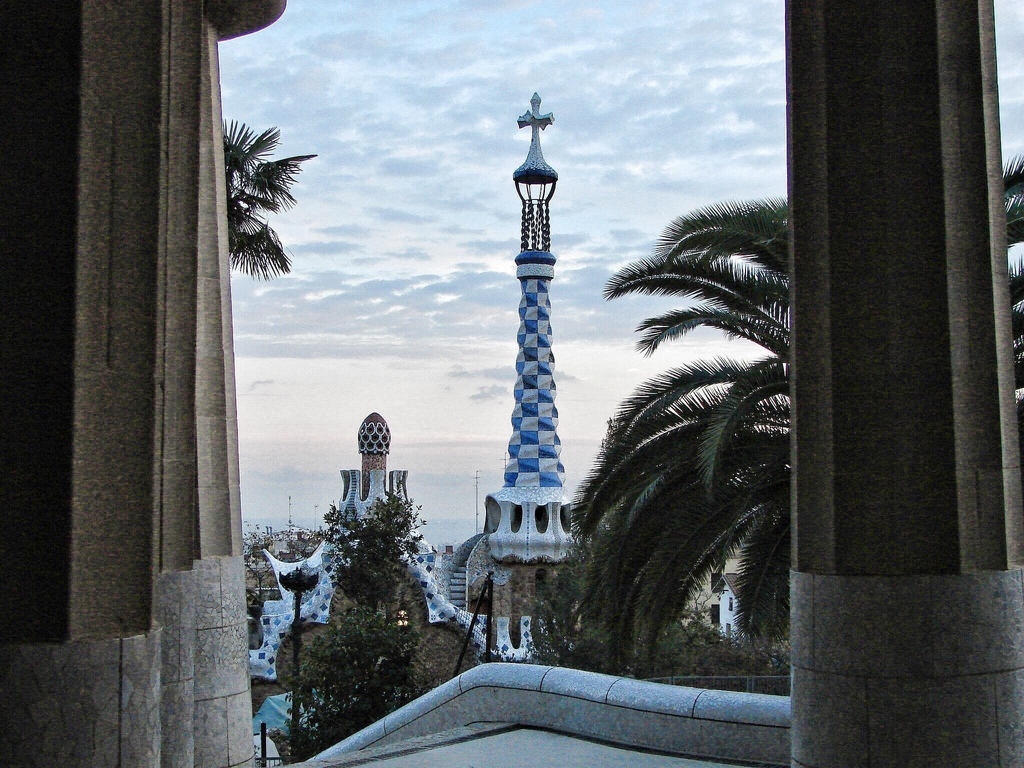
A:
[791,569,1024,767]
[193,555,253,768]
[0,631,161,768]
[156,568,198,768]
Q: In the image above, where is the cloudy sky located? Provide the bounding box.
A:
[220,0,1024,546]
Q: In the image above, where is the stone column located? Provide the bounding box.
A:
[153,2,204,767]
[0,633,163,767]
[193,18,254,768]
[2,3,282,766]
[192,556,252,768]
[787,1,1024,766]
[1,2,166,765]
[156,569,198,768]
[197,20,238,561]
[193,4,288,765]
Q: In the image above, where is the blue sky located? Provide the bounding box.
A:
[220,0,1024,546]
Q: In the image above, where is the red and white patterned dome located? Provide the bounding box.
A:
[357,412,391,455]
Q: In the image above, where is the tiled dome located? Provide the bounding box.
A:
[357,412,391,455]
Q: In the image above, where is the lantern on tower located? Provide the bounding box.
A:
[514,93,558,254]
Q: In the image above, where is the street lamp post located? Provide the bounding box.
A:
[279,565,319,740]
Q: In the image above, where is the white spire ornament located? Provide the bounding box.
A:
[484,94,573,563]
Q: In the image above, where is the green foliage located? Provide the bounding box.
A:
[530,548,780,678]
[1006,155,1024,471]
[577,158,1024,656]
[530,551,619,674]
[289,494,426,758]
[1005,153,1024,247]
[575,199,791,650]
[322,494,424,613]
[291,607,425,760]
[223,121,315,280]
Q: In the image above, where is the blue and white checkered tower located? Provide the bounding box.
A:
[485,94,573,563]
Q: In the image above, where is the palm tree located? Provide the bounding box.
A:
[223,121,315,279]
[578,157,1024,654]
[1005,156,1024,459]
[574,199,791,650]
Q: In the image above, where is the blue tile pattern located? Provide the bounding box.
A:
[408,550,487,653]
[504,272,565,488]
[249,544,336,681]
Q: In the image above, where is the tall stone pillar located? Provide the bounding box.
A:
[1,2,167,765]
[192,19,255,768]
[1,3,284,766]
[787,1,1024,766]
[154,1,204,764]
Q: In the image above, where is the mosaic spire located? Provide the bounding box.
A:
[484,94,571,564]
[503,94,565,489]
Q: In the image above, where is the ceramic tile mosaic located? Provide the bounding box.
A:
[248,543,335,681]
[503,276,565,489]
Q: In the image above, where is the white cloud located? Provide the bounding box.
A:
[221,0,1024,541]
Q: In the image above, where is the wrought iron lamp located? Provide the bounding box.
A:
[279,565,319,739]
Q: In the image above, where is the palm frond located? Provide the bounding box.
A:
[732,504,790,640]
[581,164,1024,654]
[694,359,789,489]
[1007,194,1024,250]
[635,305,788,358]
[655,198,789,272]
[1005,154,1024,199]
[579,197,793,651]
[223,120,315,279]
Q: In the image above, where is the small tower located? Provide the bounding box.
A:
[340,413,408,518]
[484,94,572,563]
[358,412,391,492]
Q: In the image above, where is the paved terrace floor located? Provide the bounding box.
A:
[303,723,770,767]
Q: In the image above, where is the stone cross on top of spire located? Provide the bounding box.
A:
[518,92,553,131]
[513,93,558,184]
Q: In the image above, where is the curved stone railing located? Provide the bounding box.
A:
[308,663,791,766]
